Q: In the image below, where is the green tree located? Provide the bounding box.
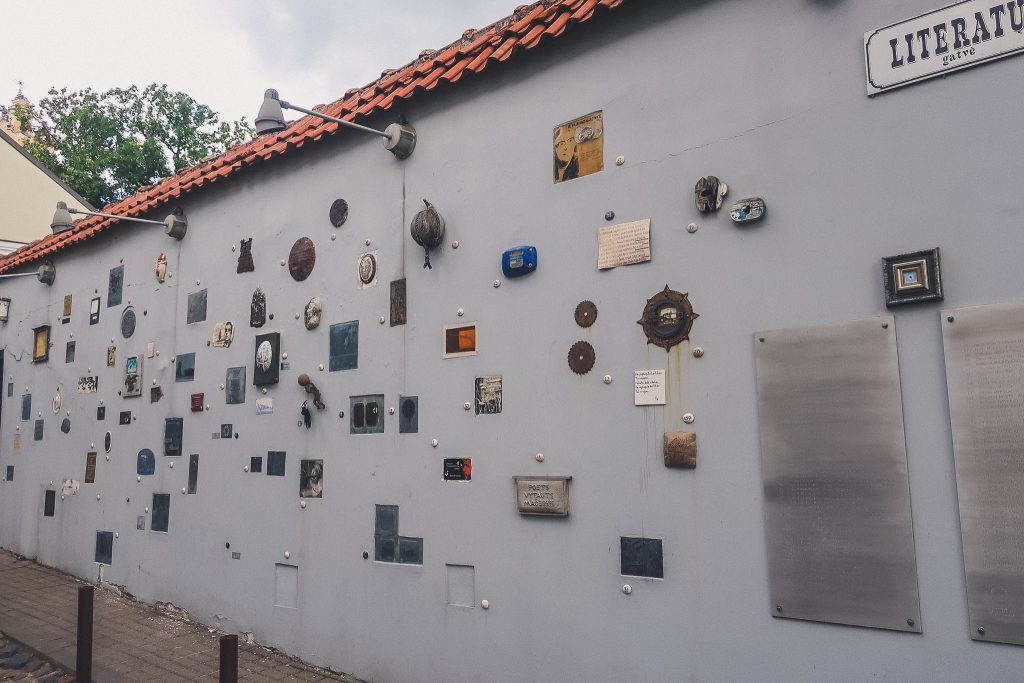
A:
[17,84,253,208]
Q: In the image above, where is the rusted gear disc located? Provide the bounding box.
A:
[568,340,596,375]
[574,300,598,327]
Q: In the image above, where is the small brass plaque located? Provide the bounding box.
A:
[664,432,696,468]
[513,476,571,516]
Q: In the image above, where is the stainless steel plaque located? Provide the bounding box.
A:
[942,302,1024,645]
[754,316,921,632]
[513,476,571,516]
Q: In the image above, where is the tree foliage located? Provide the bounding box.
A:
[17,84,253,208]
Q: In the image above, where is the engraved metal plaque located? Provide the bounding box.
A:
[288,237,316,281]
[513,476,571,516]
[390,279,407,326]
[754,316,920,632]
[941,302,1024,645]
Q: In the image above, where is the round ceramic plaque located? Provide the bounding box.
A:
[288,237,316,281]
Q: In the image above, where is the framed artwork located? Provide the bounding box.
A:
[32,325,50,362]
[553,111,603,184]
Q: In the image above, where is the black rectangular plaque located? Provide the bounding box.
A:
[329,321,358,371]
[267,451,286,476]
[107,265,123,307]
[33,419,43,441]
[253,332,281,385]
[164,417,183,456]
[151,493,170,532]
[225,366,246,404]
[373,504,422,565]
[390,279,407,326]
[21,394,30,421]
[187,454,199,494]
[119,411,131,425]
[620,537,664,578]
[186,289,208,324]
[97,406,105,421]
[250,456,262,473]
[65,341,76,363]
[398,537,423,565]
[220,424,232,439]
[5,465,13,481]
[399,396,418,434]
[43,490,55,517]
[443,458,471,481]
[94,531,114,565]
[175,353,196,382]
[882,248,942,307]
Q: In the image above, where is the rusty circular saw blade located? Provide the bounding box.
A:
[568,340,596,375]
[574,300,598,328]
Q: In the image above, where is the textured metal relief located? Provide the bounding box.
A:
[225,367,246,404]
[288,237,316,281]
[329,322,358,372]
[164,417,183,456]
[410,200,445,269]
[137,449,156,475]
[237,238,254,274]
[390,279,407,326]
[120,307,137,339]
[329,199,349,228]
[664,432,697,468]
[304,298,322,330]
[637,286,699,351]
[175,353,196,382]
[694,175,727,213]
[250,288,266,328]
[568,341,596,375]
[107,265,124,307]
[186,289,208,324]
[574,300,597,328]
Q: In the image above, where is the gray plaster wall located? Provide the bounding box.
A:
[2,0,1024,680]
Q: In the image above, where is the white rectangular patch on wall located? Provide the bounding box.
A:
[274,563,298,609]
[446,564,475,608]
[865,1,1024,95]
[634,369,666,406]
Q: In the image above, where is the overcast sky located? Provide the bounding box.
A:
[2,1,517,124]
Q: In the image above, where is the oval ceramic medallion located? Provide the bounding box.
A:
[104,431,111,453]
[288,237,316,281]
[329,199,349,228]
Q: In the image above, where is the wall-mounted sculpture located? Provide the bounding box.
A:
[694,176,727,213]
[250,288,266,328]
[304,298,322,330]
[637,286,699,351]
[237,238,254,274]
[410,200,445,269]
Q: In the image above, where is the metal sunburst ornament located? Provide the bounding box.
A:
[637,286,699,351]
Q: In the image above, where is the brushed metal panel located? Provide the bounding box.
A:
[754,316,921,632]
[941,302,1024,646]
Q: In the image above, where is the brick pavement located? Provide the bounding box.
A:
[0,550,364,682]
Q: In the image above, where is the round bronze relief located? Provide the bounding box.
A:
[121,306,137,339]
[574,300,597,328]
[637,286,699,351]
[329,199,349,228]
[288,237,316,281]
[358,253,377,285]
[568,340,596,375]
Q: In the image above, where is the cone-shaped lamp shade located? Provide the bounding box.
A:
[255,89,287,135]
[50,202,75,234]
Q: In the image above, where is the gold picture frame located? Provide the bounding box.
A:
[32,325,50,363]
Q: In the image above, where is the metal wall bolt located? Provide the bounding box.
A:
[977,626,986,635]
[280,259,286,266]
[906,618,915,627]
[464,402,472,411]
[219,384,225,390]
[947,316,955,323]
[776,604,783,613]
[114,532,119,539]
[196,280,201,286]
[622,584,632,594]
[379,316,386,324]
[284,551,290,559]
[389,407,396,415]
[231,245,236,252]
[338,411,345,419]
[615,156,625,166]
[603,375,612,384]
[457,308,464,317]
[365,239,371,246]
[96,494,101,501]
[318,364,324,371]
[882,322,889,329]
[294,313,300,319]
[169,461,174,469]
[431,439,439,448]
[137,476,142,482]
[687,222,698,233]
[144,507,149,513]
[262,388,268,395]
[451,240,460,249]
[693,347,704,358]
[682,413,695,424]
[105,455,110,461]
[244,466,249,472]
[330,233,337,241]
[480,599,490,609]
[181,487,186,494]
[300,501,307,509]
[605,211,615,221]
[535,452,545,462]
[493,279,501,288]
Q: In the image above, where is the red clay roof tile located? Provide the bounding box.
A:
[0,0,625,273]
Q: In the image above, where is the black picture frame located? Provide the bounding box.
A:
[882,247,943,307]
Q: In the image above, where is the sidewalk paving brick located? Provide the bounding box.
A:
[0,549,365,682]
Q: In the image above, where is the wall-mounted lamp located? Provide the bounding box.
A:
[0,260,56,286]
[50,202,187,240]
[255,89,416,159]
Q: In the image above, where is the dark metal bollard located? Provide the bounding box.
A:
[76,585,94,682]
[219,634,238,683]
